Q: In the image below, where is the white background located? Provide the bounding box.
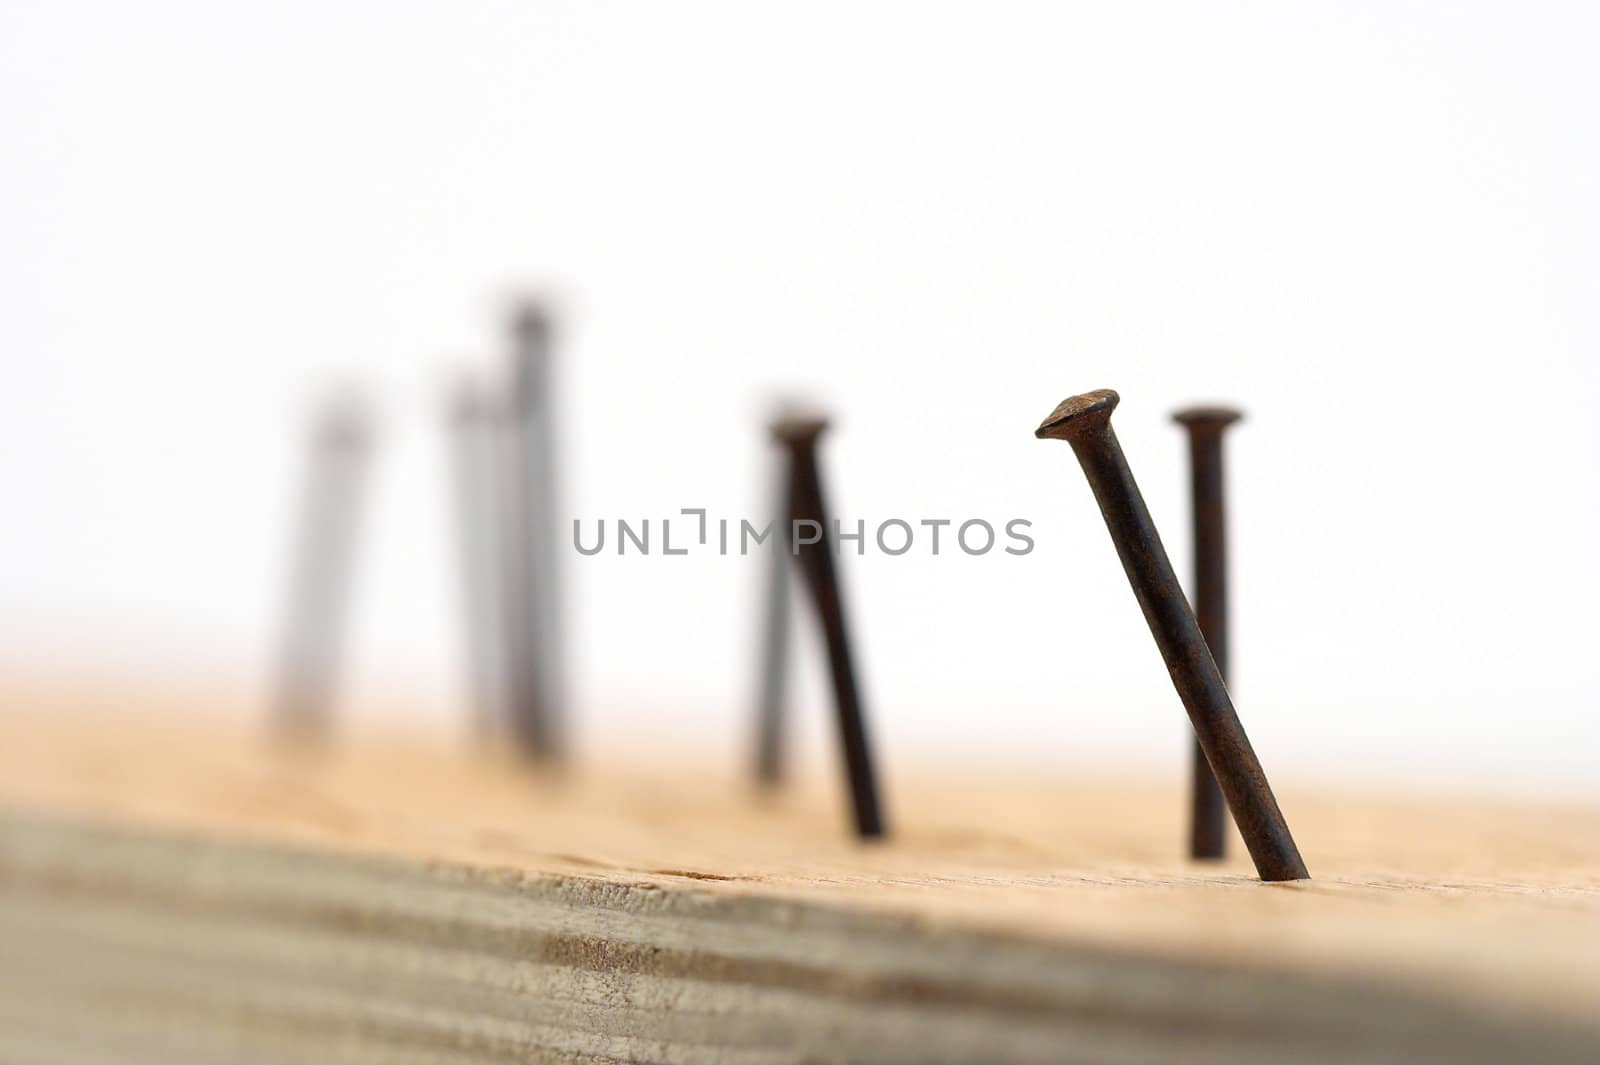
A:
[2,2,1595,795]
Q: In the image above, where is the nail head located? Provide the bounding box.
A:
[513,303,552,341]
[1034,389,1120,442]
[1172,405,1244,430]
[770,413,830,447]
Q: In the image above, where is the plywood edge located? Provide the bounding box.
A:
[2,807,1595,1065]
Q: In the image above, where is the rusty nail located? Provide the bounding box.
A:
[1173,404,1244,861]
[1036,390,1306,881]
[771,413,887,840]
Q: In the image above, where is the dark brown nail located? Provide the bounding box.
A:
[274,393,373,746]
[501,305,563,762]
[1173,405,1244,861]
[771,413,887,839]
[1036,390,1306,881]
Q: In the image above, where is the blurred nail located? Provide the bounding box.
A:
[1173,404,1244,861]
[753,437,793,787]
[449,378,509,745]
[771,413,887,840]
[274,392,373,746]
[501,304,564,762]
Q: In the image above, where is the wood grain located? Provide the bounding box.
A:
[0,682,1596,1063]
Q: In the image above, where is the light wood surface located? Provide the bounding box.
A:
[0,682,1596,1063]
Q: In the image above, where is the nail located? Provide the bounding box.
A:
[501,304,563,762]
[448,378,509,746]
[274,392,374,745]
[753,438,793,787]
[1036,390,1306,881]
[771,413,887,839]
[1172,405,1244,861]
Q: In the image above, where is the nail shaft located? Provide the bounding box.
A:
[775,417,886,839]
[501,306,563,761]
[753,451,793,786]
[1174,406,1243,860]
[1037,390,1306,881]
[449,380,509,745]
[274,395,373,744]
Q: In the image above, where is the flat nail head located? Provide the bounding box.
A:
[770,413,830,447]
[317,398,372,450]
[513,303,551,342]
[1172,405,1244,431]
[1034,389,1120,441]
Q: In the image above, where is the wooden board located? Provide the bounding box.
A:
[0,684,1596,1064]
